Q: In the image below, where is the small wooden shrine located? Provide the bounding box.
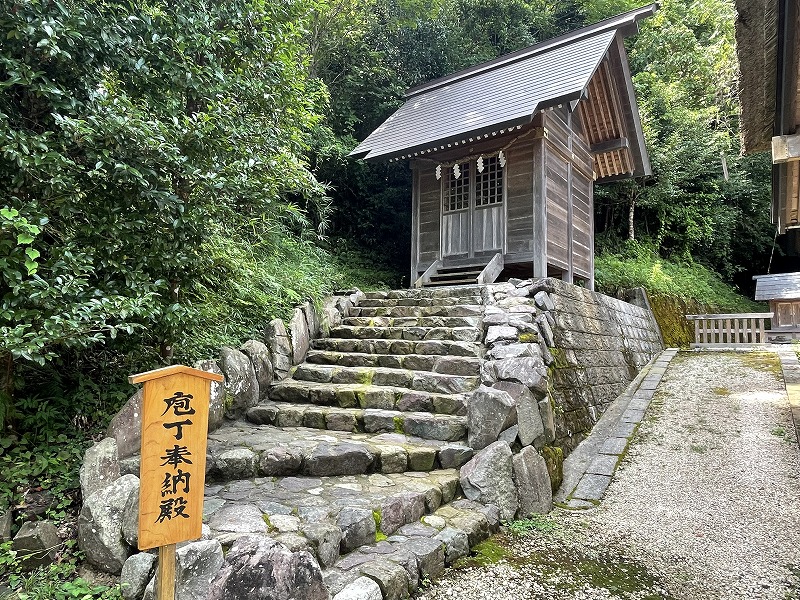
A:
[351,5,655,288]
[754,272,800,341]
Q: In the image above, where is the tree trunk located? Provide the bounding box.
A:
[628,193,637,241]
[0,352,14,429]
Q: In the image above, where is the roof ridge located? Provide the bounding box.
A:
[404,3,657,100]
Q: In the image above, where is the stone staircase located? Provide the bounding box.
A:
[80,278,667,600]
[196,286,498,599]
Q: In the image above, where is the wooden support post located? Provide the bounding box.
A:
[158,544,176,600]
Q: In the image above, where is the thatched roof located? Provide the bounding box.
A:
[734,0,779,153]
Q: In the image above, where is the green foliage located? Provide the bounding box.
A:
[595,0,773,279]
[0,0,328,425]
[184,226,398,360]
[505,514,560,535]
[2,559,122,599]
[595,243,761,311]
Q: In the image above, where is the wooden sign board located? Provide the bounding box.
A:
[129,365,223,551]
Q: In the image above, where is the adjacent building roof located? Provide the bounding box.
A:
[753,272,800,300]
[350,4,656,166]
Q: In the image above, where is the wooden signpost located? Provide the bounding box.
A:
[129,365,224,600]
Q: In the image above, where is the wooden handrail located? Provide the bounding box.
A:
[413,259,441,289]
[477,252,504,284]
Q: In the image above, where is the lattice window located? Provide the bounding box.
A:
[475,156,503,207]
[444,162,470,212]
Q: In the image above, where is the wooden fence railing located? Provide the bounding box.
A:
[685,313,773,347]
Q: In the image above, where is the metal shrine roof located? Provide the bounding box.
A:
[754,272,800,301]
[350,4,657,163]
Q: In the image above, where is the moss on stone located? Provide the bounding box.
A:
[519,332,538,343]
[336,389,358,408]
[354,369,374,385]
[393,416,405,434]
[549,347,570,370]
[540,446,564,493]
[453,538,512,568]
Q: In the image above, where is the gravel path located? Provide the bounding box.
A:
[418,351,800,600]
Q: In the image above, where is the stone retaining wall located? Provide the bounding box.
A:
[482,278,663,456]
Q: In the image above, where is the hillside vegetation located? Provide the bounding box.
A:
[595,244,763,346]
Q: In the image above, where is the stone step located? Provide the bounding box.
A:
[201,424,475,480]
[312,338,483,358]
[349,304,484,318]
[342,315,481,328]
[246,402,467,442]
[328,325,482,343]
[291,364,479,395]
[358,296,483,308]
[268,380,468,416]
[323,499,499,597]
[306,350,481,377]
[363,286,483,300]
[200,470,496,593]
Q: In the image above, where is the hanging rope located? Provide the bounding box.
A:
[416,126,540,174]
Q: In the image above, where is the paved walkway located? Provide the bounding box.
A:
[418,349,800,599]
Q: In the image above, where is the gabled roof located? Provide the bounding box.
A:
[754,272,800,300]
[351,4,656,165]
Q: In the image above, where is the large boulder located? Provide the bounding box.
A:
[493,357,548,396]
[459,441,518,520]
[80,437,120,500]
[467,386,516,451]
[208,535,329,600]
[333,576,382,600]
[194,359,226,432]
[106,389,143,460]
[320,297,344,337]
[78,474,139,574]
[338,507,376,553]
[219,347,259,419]
[492,382,544,447]
[512,446,553,517]
[265,318,293,380]
[143,540,225,600]
[289,308,311,365]
[302,301,321,339]
[241,340,273,400]
[121,552,156,600]
[12,520,60,570]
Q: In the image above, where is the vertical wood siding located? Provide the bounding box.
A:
[505,138,536,255]
[472,204,504,252]
[417,166,441,271]
[442,210,470,256]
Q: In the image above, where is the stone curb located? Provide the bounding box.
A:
[557,347,679,507]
